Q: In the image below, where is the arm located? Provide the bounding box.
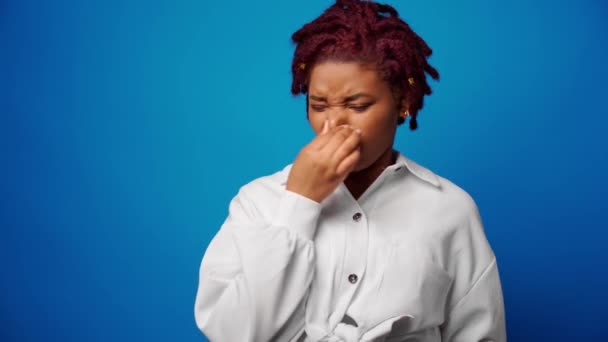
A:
[440,257,506,341]
[195,121,362,341]
[194,186,321,342]
[440,200,507,342]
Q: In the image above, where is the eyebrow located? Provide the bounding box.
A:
[309,93,374,103]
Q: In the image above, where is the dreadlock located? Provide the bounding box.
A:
[290,0,439,130]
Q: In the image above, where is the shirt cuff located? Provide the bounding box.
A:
[272,189,322,240]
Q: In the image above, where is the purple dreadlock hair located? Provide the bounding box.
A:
[291,0,439,130]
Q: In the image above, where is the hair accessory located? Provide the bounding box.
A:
[299,63,306,70]
[408,77,415,85]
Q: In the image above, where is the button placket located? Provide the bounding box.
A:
[341,207,367,291]
[347,212,364,286]
[328,187,370,333]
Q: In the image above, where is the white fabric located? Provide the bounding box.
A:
[194,151,506,342]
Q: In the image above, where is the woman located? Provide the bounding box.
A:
[194,0,506,341]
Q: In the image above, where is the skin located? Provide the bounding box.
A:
[286,61,408,202]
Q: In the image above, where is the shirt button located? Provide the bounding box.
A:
[352,212,362,222]
[348,274,358,284]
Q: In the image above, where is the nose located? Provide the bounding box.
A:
[326,107,349,128]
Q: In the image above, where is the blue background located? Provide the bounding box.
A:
[2,0,607,341]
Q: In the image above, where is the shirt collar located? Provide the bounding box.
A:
[279,150,441,188]
[391,151,441,188]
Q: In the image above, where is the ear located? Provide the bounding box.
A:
[398,96,410,117]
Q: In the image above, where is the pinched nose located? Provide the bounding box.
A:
[325,107,350,128]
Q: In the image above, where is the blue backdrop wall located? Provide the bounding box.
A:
[2,0,607,341]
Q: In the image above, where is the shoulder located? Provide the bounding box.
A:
[399,154,479,222]
[435,173,480,224]
[397,154,487,257]
[400,156,495,277]
[238,163,292,198]
[226,163,293,221]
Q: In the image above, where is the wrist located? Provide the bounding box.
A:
[273,189,323,240]
[285,184,322,203]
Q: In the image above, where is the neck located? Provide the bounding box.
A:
[344,147,396,200]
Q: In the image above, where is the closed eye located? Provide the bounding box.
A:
[311,105,326,112]
[350,104,371,112]
[310,103,372,112]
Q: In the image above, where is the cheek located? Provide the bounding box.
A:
[309,116,325,135]
[356,112,397,146]
[353,113,391,137]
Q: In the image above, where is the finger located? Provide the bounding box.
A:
[308,122,341,150]
[336,148,361,177]
[331,128,361,167]
[310,124,348,150]
[328,119,337,130]
[320,125,353,155]
[321,119,329,135]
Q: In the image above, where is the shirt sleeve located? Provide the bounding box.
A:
[194,185,322,342]
[440,199,507,342]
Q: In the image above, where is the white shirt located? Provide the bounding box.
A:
[194,151,506,342]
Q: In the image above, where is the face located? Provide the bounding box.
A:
[307,61,405,172]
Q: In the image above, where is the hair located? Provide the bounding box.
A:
[290,0,439,130]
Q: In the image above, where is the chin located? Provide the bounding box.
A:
[349,148,390,175]
[350,157,371,174]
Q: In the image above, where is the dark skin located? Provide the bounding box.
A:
[286,61,408,201]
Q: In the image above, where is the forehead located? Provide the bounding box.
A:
[308,61,386,97]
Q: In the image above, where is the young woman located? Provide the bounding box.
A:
[194,1,506,341]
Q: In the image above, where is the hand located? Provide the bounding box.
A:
[286,120,362,203]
